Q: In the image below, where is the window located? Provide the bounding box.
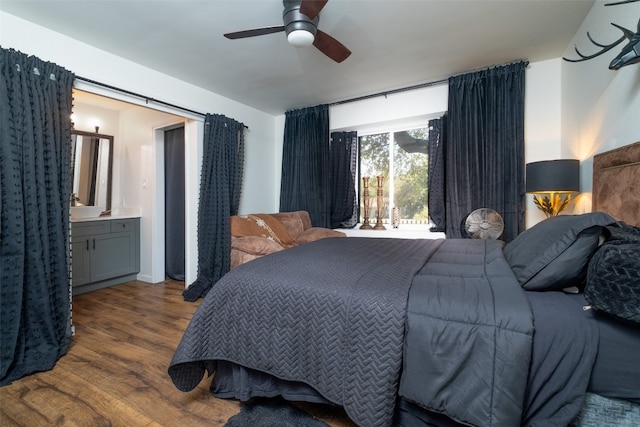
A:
[359,127,430,228]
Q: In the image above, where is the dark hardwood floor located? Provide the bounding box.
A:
[0,280,354,427]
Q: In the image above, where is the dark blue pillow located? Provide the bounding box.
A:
[504,212,617,291]
[584,223,640,324]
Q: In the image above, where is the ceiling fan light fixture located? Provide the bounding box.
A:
[224,0,350,62]
[287,29,315,47]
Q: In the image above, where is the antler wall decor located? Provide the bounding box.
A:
[563,0,640,70]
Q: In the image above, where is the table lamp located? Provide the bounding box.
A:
[526,159,580,217]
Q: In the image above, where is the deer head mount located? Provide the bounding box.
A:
[563,0,640,70]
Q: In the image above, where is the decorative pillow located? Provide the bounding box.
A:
[231,214,296,248]
[296,227,347,245]
[230,236,286,256]
[271,211,307,239]
[584,223,640,324]
[230,236,285,269]
[230,249,260,270]
[504,212,617,291]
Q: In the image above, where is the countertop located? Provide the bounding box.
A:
[71,214,141,223]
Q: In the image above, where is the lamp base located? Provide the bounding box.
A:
[533,193,572,218]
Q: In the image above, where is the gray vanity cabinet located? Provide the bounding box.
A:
[71,218,140,294]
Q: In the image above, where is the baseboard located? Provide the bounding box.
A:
[136,273,153,283]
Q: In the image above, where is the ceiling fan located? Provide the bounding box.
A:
[223,0,351,63]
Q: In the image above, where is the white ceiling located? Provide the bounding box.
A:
[1,0,595,115]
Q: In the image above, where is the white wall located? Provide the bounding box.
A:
[273,115,286,210]
[561,0,640,215]
[71,103,120,137]
[330,84,449,133]
[524,59,564,226]
[1,11,279,286]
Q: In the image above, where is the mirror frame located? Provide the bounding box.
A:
[71,130,114,213]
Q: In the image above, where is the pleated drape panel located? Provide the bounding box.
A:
[183,114,245,301]
[329,131,358,229]
[280,105,331,228]
[445,62,526,242]
[427,115,446,232]
[1,48,74,385]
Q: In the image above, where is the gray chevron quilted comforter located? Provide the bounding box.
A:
[169,237,534,427]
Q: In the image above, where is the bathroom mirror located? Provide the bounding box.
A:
[71,130,113,213]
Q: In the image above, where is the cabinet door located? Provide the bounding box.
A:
[90,231,137,282]
[71,238,92,286]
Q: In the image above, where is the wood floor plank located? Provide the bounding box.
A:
[0,279,355,427]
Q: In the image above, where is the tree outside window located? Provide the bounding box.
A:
[359,127,429,227]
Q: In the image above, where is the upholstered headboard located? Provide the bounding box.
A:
[592,141,640,227]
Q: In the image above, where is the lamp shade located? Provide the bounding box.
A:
[526,159,580,193]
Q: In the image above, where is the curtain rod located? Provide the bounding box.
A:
[75,76,248,129]
[329,60,529,107]
[329,79,448,106]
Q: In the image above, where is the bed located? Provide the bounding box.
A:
[169,142,640,427]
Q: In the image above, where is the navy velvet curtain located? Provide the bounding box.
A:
[1,48,74,385]
[445,62,526,242]
[182,114,245,301]
[165,126,185,281]
[329,131,358,228]
[280,105,331,227]
[427,115,446,232]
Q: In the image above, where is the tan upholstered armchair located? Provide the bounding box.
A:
[230,210,346,268]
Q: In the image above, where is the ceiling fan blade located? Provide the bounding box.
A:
[300,0,329,20]
[224,26,285,39]
[313,30,351,63]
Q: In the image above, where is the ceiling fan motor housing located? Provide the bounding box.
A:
[283,0,318,45]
